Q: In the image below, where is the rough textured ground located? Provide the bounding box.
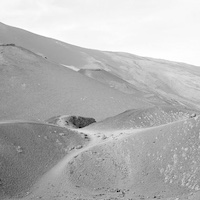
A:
[83,106,199,132]
[0,107,197,200]
[64,116,200,200]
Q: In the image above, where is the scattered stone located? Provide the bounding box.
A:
[76,145,83,149]
[190,113,196,118]
[16,146,23,153]
[102,135,107,140]
[68,116,96,128]
[59,132,65,136]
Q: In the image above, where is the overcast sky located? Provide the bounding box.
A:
[0,0,200,66]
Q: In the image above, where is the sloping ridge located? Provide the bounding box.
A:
[65,116,200,200]
[0,22,85,66]
[83,105,199,132]
[79,68,168,106]
[1,22,200,108]
[0,44,151,121]
[11,107,200,200]
[79,68,144,95]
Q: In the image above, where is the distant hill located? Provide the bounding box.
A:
[1,22,200,109]
[0,44,150,121]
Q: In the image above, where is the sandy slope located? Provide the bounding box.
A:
[5,111,200,200]
[0,121,88,199]
[79,68,169,106]
[1,22,200,109]
[68,117,200,200]
[0,45,151,121]
[83,105,199,132]
[79,68,145,95]
[1,22,200,200]
[67,117,200,200]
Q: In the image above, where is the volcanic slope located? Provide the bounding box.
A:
[82,106,199,133]
[64,116,200,200]
[79,68,144,95]
[79,68,168,106]
[0,45,150,121]
[1,22,200,108]
[6,107,199,200]
[0,121,88,199]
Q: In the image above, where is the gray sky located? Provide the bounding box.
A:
[1,0,200,66]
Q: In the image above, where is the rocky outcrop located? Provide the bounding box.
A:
[47,115,96,129]
[68,116,96,128]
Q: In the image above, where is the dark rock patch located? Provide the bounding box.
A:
[47,115,96,129]
[68,116,96,128]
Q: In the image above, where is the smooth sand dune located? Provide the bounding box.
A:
[1,22,200,108]
[0,121,88,199]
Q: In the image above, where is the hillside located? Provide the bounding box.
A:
[0,121,88,199]
[11,109,200,200]
[65,116,200,200]
[1,22,200,200]
[79,68,143,95]
[0,44,150,121]
[83,105,199,132]
[1,22,200,109]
